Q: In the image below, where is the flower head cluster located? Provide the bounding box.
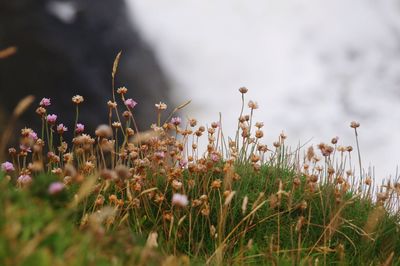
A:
[40,98,51,107]
[48,182,65,195]
[72,95,84,104]
[47,114,57,124]
[57,124,68,134]
[172,193,188,207]
[124,98,137,109]
[1,161,15,172]
[171,117,182,126]
[75,123,85,134]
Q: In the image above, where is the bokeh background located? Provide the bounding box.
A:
[127,0,400,180]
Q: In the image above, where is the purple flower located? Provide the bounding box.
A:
[46,114,57,124]
[17,174,32,185]
[171,117,181,126]
[57,124,68,134]
[75,123,84,134]
[1,161,15,172]
[48,182,64,195]
[124,98,137,109]
[172,193,188,207]
[40,98,51,107]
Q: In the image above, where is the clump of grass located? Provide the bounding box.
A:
[1,55,400,265]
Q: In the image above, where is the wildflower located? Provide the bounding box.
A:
[117,86,128,94]
[39,97,51,107]
[72,95,84,104]
[19,144,32,153]
[210,153,219,162]
[57,124,68,134]
[17,174,32,185]
[1,161,14,172]
[172,193,188,207]
[46,114,57,124]
[75,123,84,134]
[29,131,38,141]
[124,98,137,109]
[171,117,181,126]
[179,159,188,168]
[155,101,167,110]
[48,182,64,195]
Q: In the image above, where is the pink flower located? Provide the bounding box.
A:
[29,131,38,141]
[154,151,165,159]
[124,98,137,109]
[17,174,32,185]
[171,117,181,126]
[48,182,64,195]
[1,161,15,172]
[40,97,51,107]
[19,144,32,153]
[211,153,219,162]
[172,193,188,207]
[57,124,68,134]
[46,114,57,124]
[75,123,84,134]
[179,159,187,168]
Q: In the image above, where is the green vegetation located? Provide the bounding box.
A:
[0,54,399,265]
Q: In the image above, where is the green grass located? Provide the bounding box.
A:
[0,54,399,265]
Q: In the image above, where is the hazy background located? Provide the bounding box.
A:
[127,0,400,180]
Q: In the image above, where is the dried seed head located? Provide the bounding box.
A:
[172,179,183,190]
[112,122,121,128]
[72,95,84,104]
[248,100,258,109]
[95,124,113,138]
[117,86,128,94]
[255,130,264,139]
[155,101,167,110]
[211,179,222,189]
[239,87,248,94]
[36,107,46,116]
[350,121,360,128]
[107,101,117,108]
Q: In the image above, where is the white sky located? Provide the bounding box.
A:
[128,0,400,180]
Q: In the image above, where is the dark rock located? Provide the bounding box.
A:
[0,0,171,138]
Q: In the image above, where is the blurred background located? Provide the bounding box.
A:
[1,0,399,180]
[128,0,400,180]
